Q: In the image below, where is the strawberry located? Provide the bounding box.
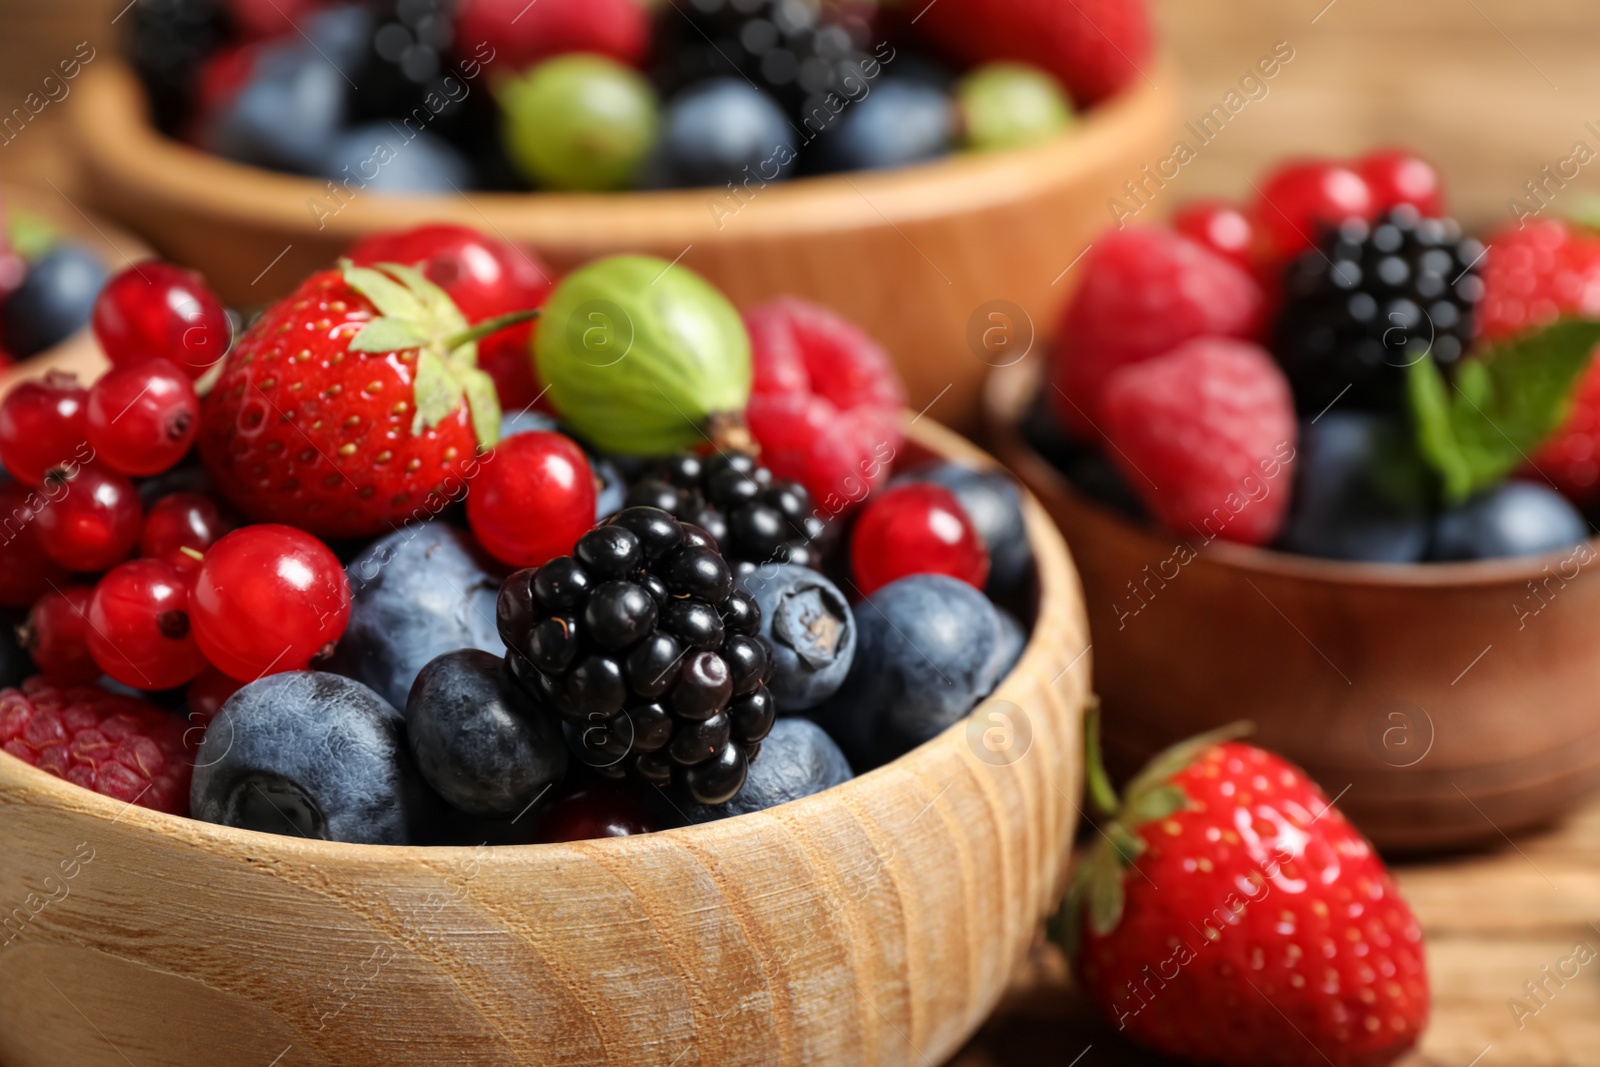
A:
[199,262,531,539]
[1479,220,1600,502]
[914,0,1151,107]
[1058,716,1429,1067]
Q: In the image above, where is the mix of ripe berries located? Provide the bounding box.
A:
[124,0,1134,194]
[1038,149,1600,565]
[0,229,1034,862]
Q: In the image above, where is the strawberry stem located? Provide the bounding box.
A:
[1083,699,1121,819]
[443,308,541,353]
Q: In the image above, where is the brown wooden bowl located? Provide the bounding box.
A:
[986,358,1600,855]
[0,182,149,389]
[0,413,1091,1067]
[69,60,1177,435]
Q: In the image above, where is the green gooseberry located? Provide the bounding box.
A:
[499,55,660,192]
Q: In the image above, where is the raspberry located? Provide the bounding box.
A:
[0,676,192,813]
[1480,220,1600,502]
[1048,228,1263,437]
[743,298,904,513]
[1100,338,1298,546]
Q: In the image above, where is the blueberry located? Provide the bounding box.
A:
[405,649,567,818]
[894,461,1032,595]
[328,522,505,709]
[305,3,374,70]
[500,408,561,438]
[191,672,418,844]
[813,574,1003,768]
[679,718,852,823]
[814,79,953,172]
[321,123,473,193]
[661,78,796,188]
[207,42,347,172]
[1280,413,1432,563]
[1430,482,1590,561]
[735,564,854,713]
[1,244,108,357]
[990,609,1026,681]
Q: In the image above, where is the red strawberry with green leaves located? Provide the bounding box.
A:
[1056,714,1428,1067]
[198,261,533,539]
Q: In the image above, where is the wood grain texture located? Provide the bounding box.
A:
[986,359,1600,854]
[65,60,1177,436]
[956,795,1600,1066]
[0,414,1093,1067]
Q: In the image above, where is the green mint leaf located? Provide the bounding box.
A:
[1407,319,1600,502]
[349,317,427,354]
[341,262,423,321]
[461,368,501,449]
[412,350,464,434]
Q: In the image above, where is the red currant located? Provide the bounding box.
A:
[186,665,242,731]
[0,371,89,485]
[537,785,657,842]
[140,492,228,567]
[86,358,200,476]
[1254,160,1374,261]
[87,558,208,690]
[35,465,143,573]
[467,431,596,567]
[1358,148,1444,217]
[22,586,99,683]
[189,524,350,681]
[91,261,232,379]
[0,482,69,606]
[850,482,989,598]
[1174,200,1255,269]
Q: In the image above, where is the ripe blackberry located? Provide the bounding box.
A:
[497,506,775,805]
[624,451,824,575]
[349,0,468,130]
[1273,206,1486,414]
[127,0,233,133]
[653,0,878,131]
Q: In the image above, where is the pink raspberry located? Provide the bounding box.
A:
[0,676,193,814]
[744,298,905,514]
[1100,338,1297,546]
[1049,228,1263,437]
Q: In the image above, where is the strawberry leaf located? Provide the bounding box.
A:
[462,368,502,449]
[1408,318,1600,502]
[341,262,423,321]
[1121,783,1188,828]
[412,350,465,435]
[1085,838,1129,937]
[1123,721,1252,802]
[349,317,427,354]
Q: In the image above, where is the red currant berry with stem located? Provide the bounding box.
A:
[189,524,350,681]
[91,261,232,379]
[0,371,88,485]
[850,482,989,598]
[140,492,228,567]
[467,431,596,567]
[21,586,99,683]
[0,482,70,606]
[35,465,143,573]
[87,558,208,690]
[1254,160,1374,261]
[1174,200,1255,270]
[537,785,657,842]
[86,358,200,476]
[1358,148,1444,217]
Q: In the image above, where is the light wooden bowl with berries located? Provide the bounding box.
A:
[0,412,1091,1067]
[69,59,1176,435]
[987,357,1600,855]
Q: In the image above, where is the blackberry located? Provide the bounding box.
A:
[497,506,775,805]
[1273,206,1486,415]
[624,451,824,575]
[348,0,468,130]
[652,0,878,133]
[127,0,233,134]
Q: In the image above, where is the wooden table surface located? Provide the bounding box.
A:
[8,2,1600,1065]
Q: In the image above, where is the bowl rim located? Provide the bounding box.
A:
[71,59,1175,244]
[984,357,1600,592]
[0,411,1084,863]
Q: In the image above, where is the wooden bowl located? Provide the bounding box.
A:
[69,60,1177,435]
[0,182,148,389]
[986,359,1600,854]
[0,414,1091,1067]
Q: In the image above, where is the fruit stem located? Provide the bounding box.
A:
[705,411,756,454]
[443,308,542,353]
[1082,698,1121,819]
[178,546,205,563]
